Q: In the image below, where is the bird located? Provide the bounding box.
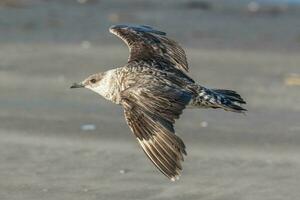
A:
[70,24,246,181]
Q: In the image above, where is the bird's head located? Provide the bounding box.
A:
[70,72,105,92]
[70,69,118,102]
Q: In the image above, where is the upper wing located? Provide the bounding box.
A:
[121,81,192,180]
[109,24,189,73]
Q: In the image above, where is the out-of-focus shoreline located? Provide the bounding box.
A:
[0,0,300,52]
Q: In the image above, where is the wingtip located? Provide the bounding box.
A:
[109,24,166,36]
[170,175,180,182]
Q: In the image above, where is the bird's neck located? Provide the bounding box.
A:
[92,68,121,104]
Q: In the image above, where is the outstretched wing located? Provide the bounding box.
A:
[109,24,189,73]
[121,80,192,180]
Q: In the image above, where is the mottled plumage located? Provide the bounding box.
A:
[71,24,246,181]
[110,24,189,73]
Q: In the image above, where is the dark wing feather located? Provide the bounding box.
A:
[109,24,189,73]
[121,83,191,180]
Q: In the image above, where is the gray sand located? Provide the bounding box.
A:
[0,1,300,200]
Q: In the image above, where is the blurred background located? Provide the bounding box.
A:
[0,0,299,199]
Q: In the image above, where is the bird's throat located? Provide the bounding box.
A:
[90,69,121,104]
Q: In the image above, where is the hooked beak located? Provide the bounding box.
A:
[70,82,84,89]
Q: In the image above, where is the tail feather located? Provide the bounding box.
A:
[212,89,246,104]
[189,86,247,113]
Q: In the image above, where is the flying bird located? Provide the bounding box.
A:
[71,24,246,181]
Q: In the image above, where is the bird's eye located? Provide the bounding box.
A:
[90,79,97,84]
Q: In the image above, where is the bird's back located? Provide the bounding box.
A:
[119,58,194,93]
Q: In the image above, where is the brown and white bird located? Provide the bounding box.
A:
[71,24,246,181]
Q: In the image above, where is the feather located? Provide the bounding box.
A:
[109,24,189,73]
[121,77,191,180]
